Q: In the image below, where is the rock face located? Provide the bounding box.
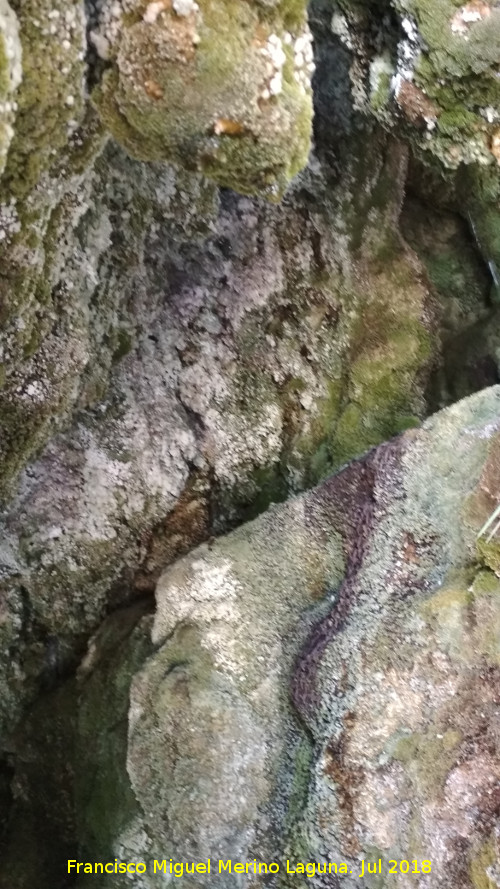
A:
[334,0,500,171]
[0,0,21,177]
[121,387,500,888]
[2,387,500,888]
[0,1,499,887]
[328,0,500,278]
[0,137,440,740]
[0,0,496,522]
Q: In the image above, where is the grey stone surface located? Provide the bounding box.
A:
[0,3,498,887]
[54,385,500,889]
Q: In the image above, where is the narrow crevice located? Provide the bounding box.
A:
[401,184,500,414]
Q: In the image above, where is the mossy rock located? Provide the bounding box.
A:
[291,251,434,476]
[3,0,86,199]
[400,0,500,169]
[345,0,500,170]
[0,0,22,177]
[477,536,500,575]
[93,0,313,198]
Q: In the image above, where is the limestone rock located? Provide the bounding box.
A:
[0,137,444,741]
[92,0,313,199]
[2,387,499,888]
[333,0,500,171]
[0,5,497,887]
[0,0,21,177]
[291,385,500,888]
[112,387,500,885]
[116,385,500,889]
[3,0,87,196]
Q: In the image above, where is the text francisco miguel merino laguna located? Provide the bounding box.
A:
[67,858,389,878]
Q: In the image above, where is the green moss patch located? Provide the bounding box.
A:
[93,0,312,198]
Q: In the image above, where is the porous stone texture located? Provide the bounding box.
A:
[92,0,314,199]
[0,0,313,509]
[2,387,500,889]
[0,0,495,520]
[124,498,345,882]
[333,0,500,171]
[328,0,500,279]
[0,133,445,743]
[81,385,500,887]
[0,0,21,177]
[290,386,500,889]
[0,3,498,888]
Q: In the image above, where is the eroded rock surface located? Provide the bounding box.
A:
[333,0,500,171]
[92,0,314,198]
[0,136,443,741]
[0,2,498,887]
[325,0,500,278]
[2,387,500,888]
[0,0,21,176]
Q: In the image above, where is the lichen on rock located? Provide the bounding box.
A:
[3,0,87,198]
[2,388,498,888]
[334,0,500,172]
[92,0,314,198]
[0,0,21,178]
[0,1,498,886]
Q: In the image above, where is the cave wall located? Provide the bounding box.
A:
[0,0,499,885]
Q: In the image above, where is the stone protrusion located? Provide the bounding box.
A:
[91,0,313,199]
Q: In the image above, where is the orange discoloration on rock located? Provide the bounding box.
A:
[323,732,362,858]
[142,0,199,64]
[451,1,492,35]
[213,118,246,136]
[402,532,420,564]
[396,80,439,128]
[252,21,270,49]
[491,129,500,165]
[144,78,164,99]
[134,480,210,593]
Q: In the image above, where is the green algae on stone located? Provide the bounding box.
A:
[76,605,154,861]
[476,536,500,576]
[422,570,500,665]
[470,832,498,889]
[0,3,108,504]
[263,247,433,485]
[328,255,433,469]
[393,726,463,795]
[405,0,500,167]
[3,0,87,199]
[341,0,500,170]
[92,0,313,199]
[0,0,21,177]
